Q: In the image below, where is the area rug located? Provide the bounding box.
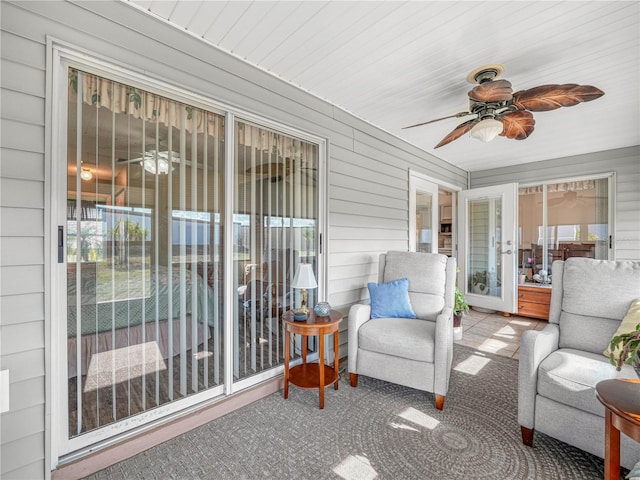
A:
[89,345,610,479]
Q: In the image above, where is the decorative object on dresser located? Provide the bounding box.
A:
[517,284,551,320]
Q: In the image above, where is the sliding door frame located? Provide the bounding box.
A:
[47,38,328,467]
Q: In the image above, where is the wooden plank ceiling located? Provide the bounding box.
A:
[126,1,639,172]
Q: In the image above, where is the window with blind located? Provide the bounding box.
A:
[66,69,225,439]
[233,120,319,381]
[63,68,321,450]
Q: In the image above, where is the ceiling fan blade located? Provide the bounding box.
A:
[402,112,473,129]
[468,79,513,103]
[512,84,604,112]
[434,119,479,148]
[499,111,535,140]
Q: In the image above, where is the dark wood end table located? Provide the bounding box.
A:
[283,309,343,409]
[595,378,640,480]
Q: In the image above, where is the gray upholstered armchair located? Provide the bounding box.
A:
[518,258,640,469]
[348,251,457,410]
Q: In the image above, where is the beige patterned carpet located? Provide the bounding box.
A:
[88,345,620,479]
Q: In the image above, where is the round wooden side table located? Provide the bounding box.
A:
[283,309,343,409]
[595,378,640,480]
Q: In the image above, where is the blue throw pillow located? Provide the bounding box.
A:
[368,277,416,319]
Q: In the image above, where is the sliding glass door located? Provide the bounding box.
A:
[61,65,322,455]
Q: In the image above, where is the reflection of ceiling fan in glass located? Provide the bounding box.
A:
[541,190,601,208]
[403,64,605,148]
[246,158,317,184]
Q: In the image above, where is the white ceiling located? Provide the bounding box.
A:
[125,1,640,172]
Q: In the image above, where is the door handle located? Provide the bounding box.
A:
[501,249,512,255]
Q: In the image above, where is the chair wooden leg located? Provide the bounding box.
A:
[435,394,445,410]
[349,373,358,387]
[521,426,534,446]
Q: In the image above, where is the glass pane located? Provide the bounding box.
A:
[233,121,318,381]
[467,196,502,298]
[416,191,433,253]
[548,179,608,262]
[518,179,608,283]
[518,187,542,282]
[67,69,225,437]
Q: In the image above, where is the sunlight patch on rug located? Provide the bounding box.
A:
[454,353,491,375]
[333,454,378,480]
[397,406,440,430]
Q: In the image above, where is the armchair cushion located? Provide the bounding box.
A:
[368,278,416,319]
[358,317,435,362]
[537,348,623,417]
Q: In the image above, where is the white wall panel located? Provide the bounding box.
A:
[0,293,44,326]
[0,178,44,208]
[0,208,44,236]
[0,149,45,181]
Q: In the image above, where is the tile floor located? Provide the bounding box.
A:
[454,309,547,360]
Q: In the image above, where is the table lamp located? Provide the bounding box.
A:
[291,263,317,317]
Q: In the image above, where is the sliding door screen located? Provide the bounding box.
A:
[66,69,225,437]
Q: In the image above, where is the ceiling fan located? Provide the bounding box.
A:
[403,64,605,148]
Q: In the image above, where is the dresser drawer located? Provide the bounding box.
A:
[518,300,550,320]
[518,289,550,304]
[518,285,551,320]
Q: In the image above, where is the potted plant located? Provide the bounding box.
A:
[608,323,640,377]
[453,286,469,340]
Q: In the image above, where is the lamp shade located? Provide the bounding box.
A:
[291,263,317,289]
[469,118,503,142]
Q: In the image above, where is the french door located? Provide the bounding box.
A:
[458,184,518,313]
[55,55,322,459]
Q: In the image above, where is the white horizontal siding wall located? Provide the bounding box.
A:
[470,146,640,260]
[0,1,466,477]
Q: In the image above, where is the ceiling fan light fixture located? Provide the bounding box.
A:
[80,168,93,181]
[469,118,503,143]
[137,149,180,175]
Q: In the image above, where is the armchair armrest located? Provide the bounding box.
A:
[348,303,372,373]
[434,306,453,395]
[517,323,559,428]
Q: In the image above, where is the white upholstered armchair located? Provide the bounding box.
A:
[348,251,457,410]
[518,258,640,469]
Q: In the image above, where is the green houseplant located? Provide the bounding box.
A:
[608,322,640,376]
[454,287,470,319]
[453,286,470,341]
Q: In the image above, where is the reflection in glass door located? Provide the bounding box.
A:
[409,173,439,253]
[416,192,434,253]
[467,197,502,296]
[66,69,225,445]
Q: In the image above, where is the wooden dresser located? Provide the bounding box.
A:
[517,284,552,320]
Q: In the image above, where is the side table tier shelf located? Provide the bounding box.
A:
[283,309,343,409]
[289,363,338,389]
